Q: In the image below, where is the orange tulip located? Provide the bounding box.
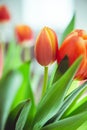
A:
[0,5,10,23]
[34,27,58,66]
[57,29,87,80]
[15,25,34,46]
[0,44,3,78]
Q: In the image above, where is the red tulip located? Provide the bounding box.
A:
[34,27,58,66]
[0,44,3,78]
[57,29,87,80]
[15,25,34,46]
[0,5,10,23]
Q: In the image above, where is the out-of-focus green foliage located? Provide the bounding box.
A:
[0,71,22,130]
[60,14,75,45]
[0,14,87,130]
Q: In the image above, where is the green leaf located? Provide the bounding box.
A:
[3,41,22,76]
[5,99,30,130]
[53,56,69,84]
[56,81,87,120]
[12,62,35,110]
[42,111,87,130]
[63,82,87,117]
[66,80,79,96]
[15,100,31,130]
[0,71,22,130]
[45,81,87,124]
[77,120,87,130]
[60,14,75,45]
[47,63,58,89]
[68,97,87,116]
[48,56,69,90]
[33,56,82,130]
[11,62,36,129]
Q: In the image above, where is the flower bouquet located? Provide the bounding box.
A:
[0,11,87,130]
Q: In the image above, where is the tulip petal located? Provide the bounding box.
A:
[58,29,87,80]
[15,25,34,45]
[0,5,10,22]
[35,27,58,66]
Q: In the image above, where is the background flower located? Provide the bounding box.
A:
[15,25,34,47]
[0,5,10,23]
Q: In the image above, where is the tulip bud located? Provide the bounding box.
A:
[15,25,34,46]
[57,29,87,80]
[0,5,10,23]
[34,27,58,66]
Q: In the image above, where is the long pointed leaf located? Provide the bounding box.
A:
[45,81,87,124]
[63,82,87,117]
[5,99,30,130]
[3,41,22,76]
[68,98,87,116]
[33,56,82,130]
[12,62,36,129]
[77,120,87,130]
[60,14,75,44]
[42,111,87,130]
[12,62,35,112]
[56,81,87,120]
[53,56,69,84]
[0,71,22,130]
[15,100,31,130]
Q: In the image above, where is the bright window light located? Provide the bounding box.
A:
[22,0,74,31]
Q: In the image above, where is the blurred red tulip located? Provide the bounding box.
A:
[34,27,58,66]
[0,5,10,23]
[15,25,34,46]
[57,29,87,80]
[0,44,3,78]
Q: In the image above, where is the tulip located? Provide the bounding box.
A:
[34,26,58,66]
[15,25,34,46]
[0,44,3,78]
[57,29,87,80]
[0,5,10,23]
[34,26,58,97]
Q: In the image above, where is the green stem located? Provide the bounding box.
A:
[41,66,48,97]
[24,47,30,61]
